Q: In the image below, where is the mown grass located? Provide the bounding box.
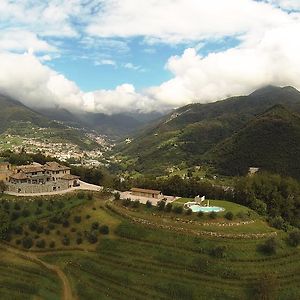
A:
[0,249,60,299]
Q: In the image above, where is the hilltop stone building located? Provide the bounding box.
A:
[7,162,80,194]
[0,162,12,182]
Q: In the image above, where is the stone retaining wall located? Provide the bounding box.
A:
[6,180,69,194]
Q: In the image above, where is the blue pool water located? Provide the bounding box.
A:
[189,205,224,213]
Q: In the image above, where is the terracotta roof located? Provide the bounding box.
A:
[17,166,45,173]
[44,162,70,171]
[10,172,28,180]
[131,187,161,194]
[60,174,80,180]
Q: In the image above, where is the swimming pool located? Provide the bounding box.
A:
[189,205,225,213]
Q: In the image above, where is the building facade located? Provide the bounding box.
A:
[130,187,163,199]
[0,162,12,182]
[7,162,80,194]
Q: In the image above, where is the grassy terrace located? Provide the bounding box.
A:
[0,193,299,299]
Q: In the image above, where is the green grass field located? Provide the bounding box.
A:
[0,193,299,299]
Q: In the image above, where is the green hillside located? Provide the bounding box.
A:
[117,86,300,175]
[0,94,98,150]
[208,105,300,178]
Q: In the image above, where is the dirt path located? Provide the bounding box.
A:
[0,243,75,300]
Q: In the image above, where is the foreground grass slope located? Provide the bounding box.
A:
[1,192,299,299]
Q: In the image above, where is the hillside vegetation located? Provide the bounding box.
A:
[117,86,300,178]
[208,105,300,178]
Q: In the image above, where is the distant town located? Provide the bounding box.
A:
[0,131,115,168]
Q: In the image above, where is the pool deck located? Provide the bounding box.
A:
[120,191,180,206]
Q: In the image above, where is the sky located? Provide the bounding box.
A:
[1,0,300,114]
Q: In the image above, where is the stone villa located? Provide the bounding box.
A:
[5,161,80,194]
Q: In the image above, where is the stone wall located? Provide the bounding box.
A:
[7,179,69,194]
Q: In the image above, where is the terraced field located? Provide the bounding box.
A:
[0,246,61,299]
[1,195,299,299]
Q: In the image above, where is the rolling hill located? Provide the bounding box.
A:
[117,86,300,176]
[207,105,300,178]
[0,94,98,150]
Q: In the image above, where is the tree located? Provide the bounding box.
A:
[225,211,234,220]
[287,230,300,247]
[259,238,278,255]
[253,273,279,300]
[0,180,7,194]
[0,209,10,239]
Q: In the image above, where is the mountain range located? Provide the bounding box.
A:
[117,86,300,179]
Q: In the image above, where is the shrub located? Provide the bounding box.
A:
[22,209,30,218]
[11,211,20,221]
[185,208,192,215]
[173,206,183,214]
[62,220,70,228]
[209,246,226,258]
[29,222,37,232]
[197,211,204,218]
[99,225,109,235]
[49,241,55,248]
[77,191,85,199]
[259,238,278,255]
[22,237,33,249]
[122,198,131,207]
[165,203,172,212]
[36,225,44,234]
[62,235,70,246]
[35,208,43,215]
[268,216,288,231]
[287,230,300,247]
[114,192,120,201]
[146,200,152,208]
[87,232,98,244]
[86,214,91,219]
[14,203,21,210]
[37,199,43,207]
[44,228,50,235]
[56,230,61,235]
[74,216,81,223]
[13,225,23,235]
[132,200,140,208]
[87,193,93,200]
[225,211,234,220]
[157,200,166,211]
[47,223,55,230]
[36,239,46,248]
[209,211,217,219]
[71,227,77,232]
[15,239,21,245]
[76,237,83,245]
[91,222,99,230]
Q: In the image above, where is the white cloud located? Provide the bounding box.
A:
[147,22,300,107]
[83,84,154,114]
[95,59,117,66]
[0,0,81,37]
[268,0,300,10]
[86,0,292,44]
[123,63,142,71]
[0,51,154,114]
[0,29,57,53]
